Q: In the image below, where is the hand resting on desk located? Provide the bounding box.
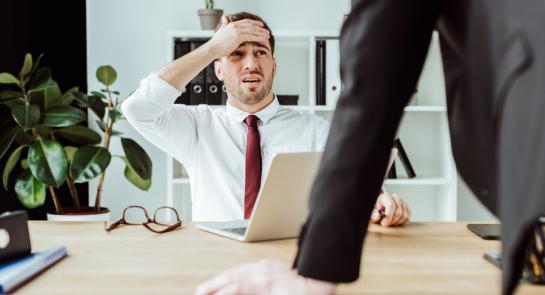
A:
[195,259,336,295]
[371,192,412,227]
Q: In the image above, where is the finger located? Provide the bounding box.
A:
[378,193,396,226]
[196,270,238,295]
[389,194,404,225]
[232,18,264,27]
[370,209,382,223]
[236,28,270,39]
[232,25,270,38]
[396,199,410,226]
[399,200,411,225]
[214,283,243,295]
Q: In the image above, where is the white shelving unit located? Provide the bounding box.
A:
[165,30,457,222]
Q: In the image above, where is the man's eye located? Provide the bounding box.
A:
[231,51,242,56]
[257,51,267,56]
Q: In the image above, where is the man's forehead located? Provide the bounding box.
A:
[237,41,271,51]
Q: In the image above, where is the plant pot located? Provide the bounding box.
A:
[47,206,111,221]
[197,8,223,30]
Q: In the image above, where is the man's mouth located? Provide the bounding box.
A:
[241,76,262,87]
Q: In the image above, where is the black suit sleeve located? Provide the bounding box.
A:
[293,0,439,282]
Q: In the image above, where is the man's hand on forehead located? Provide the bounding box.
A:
[207,16,271,60]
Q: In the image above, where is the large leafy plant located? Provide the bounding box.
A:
[0,53,152,214]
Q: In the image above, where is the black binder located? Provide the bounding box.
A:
[315,39,326,105]
[221,83,228,105]
[205,63,222,105]
[189,41,206,105]
[174,40,191,104]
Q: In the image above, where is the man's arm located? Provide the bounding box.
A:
[158,16,270,91]
[294,0,438,282]
[121,17,270,165]
[315,118,411,227]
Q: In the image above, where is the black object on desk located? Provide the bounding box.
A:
[467,223,501,240]
[0,211,31,264]
[277,95,299,105]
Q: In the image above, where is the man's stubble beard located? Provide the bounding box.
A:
[227,72,274,105]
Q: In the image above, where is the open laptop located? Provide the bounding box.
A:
[196,149,397,242]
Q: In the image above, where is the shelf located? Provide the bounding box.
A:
[168,30,338,39]
[384,176,450,186]
[404,105,446,112]
[172,178,190,184]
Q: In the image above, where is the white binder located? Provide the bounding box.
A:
[325,39,341,108]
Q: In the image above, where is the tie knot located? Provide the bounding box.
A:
[244,115,259,128]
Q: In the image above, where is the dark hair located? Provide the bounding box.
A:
[215,11,275,55]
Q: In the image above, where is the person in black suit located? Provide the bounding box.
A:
[197,1,545,294]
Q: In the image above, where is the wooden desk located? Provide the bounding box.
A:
[17,222,543,294]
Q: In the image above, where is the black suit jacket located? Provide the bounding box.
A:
[293,1,545,294]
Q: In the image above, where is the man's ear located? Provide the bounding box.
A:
[214,60,223,81]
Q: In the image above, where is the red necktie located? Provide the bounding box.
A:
[244,115,261,219]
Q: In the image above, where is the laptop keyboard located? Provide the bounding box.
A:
[223,227,247,235]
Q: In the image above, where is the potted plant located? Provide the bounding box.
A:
[197,0,223,30]
[0,53,152,221]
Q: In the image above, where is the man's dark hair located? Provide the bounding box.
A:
[215,11,275,55]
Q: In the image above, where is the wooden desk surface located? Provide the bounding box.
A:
[16,222,543,295]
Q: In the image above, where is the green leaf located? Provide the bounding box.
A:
[64,146,77,162]
[73,91,89,107]
[0,73,20,85]
[29,53,44,77]
[111,90,120,95]
[29,68,52,90]
[70,145,111,183]
[121,138,152,180]
[3,145,25,190]
[96,65,117,86]
[11,104,41,130]
[15,170,46,209]
[0,90,23,101]
[0,127,19,160]
[30,81,62,110]
[21,159,28,169]
[41,106,86,127]
[108,109,122,123]
[90,91,106,99]
[57,125,101,144]
[120,156,151,191]
[28,138,68,186]
[60,86,79,105]
[88,96,106,119]
[20,53,33,77]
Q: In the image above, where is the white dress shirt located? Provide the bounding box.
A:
[122,73,330,221]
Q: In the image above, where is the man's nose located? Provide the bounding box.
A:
[242,54,259,71]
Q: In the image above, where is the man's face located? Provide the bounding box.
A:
[215,41,276,105]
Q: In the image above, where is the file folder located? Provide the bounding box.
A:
[189,41,207,105]
[205,63,223,105]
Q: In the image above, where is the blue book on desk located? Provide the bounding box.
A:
[0,245,67,294]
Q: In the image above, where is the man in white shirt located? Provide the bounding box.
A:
[122,12,410,226]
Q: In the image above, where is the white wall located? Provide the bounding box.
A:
[457,176,498,221]
[86,0,351,220]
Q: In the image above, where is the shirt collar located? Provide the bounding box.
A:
[226,94,280,125]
